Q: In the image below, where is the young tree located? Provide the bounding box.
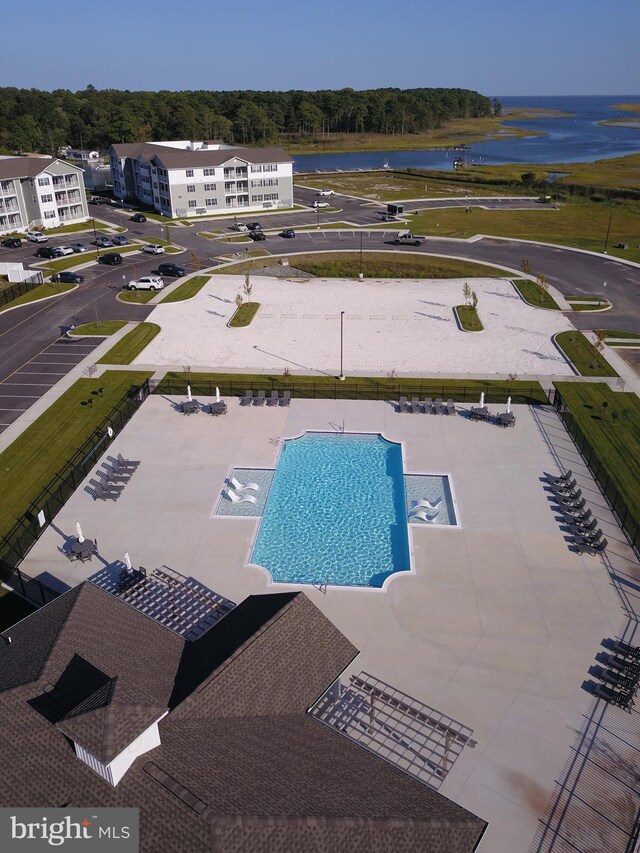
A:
[235,292,243,309]
[536,273,549,303]
[243,272,253,303]
[591,329,607,369]
[521,258,531,278]
[463,282,472,306]
[521,172,537,187]
[471,290,478,311]
[190,252,201,272]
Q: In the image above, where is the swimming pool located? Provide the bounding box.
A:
[251,432,410,588]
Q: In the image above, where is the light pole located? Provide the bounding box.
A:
[92,218,100,259]
[603,213,612,254]
[316,208,320,229]
[359,231,363,277]
[339,311,345,381]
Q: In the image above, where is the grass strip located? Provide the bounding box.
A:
[513,279,560,309]
[599,330,640,339]
[117,290,157,304]
[554,382,640,530]
[160,275,210,304]
[228,302,260,327]
[555,331,617,377]
[42,245,140,273]
[69,321,127,336]
[455,304,483,331]
[97,323,161,365]
[0,370,151,538]
[213,252,509,279]
[0,281,74,312]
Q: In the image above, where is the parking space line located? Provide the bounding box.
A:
[0,407,30,412]
[14,371,68,376]
[0,393,41,397]
[27,360,85,365]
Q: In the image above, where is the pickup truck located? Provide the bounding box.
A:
[393,231,424,246]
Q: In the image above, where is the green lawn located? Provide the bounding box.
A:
[42,244,140,273]
[97,323,161,364]
[213,252,509,279]
[229,302,260,327]
[0,371,151,538]
[554,382,640,533]
[555,331,617,377]
[160,275,210,303]
[69,320,127,336]
[117,290,157,304]
[455,304,483,331]
[513,279,560,309]
[156,372,546,404]
[0,281,75,313]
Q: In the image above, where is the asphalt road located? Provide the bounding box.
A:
[0,191,638,433]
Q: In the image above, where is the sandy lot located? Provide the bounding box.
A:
[135,275,575,374]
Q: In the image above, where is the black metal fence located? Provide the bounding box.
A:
[0,274,44,308]
[550,386,640,555]
[0,379,150,605]
[154,377,546,405]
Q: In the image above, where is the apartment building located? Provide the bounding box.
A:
[108,140,293,218]
[0,156,89,235]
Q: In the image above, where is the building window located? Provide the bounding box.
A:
[250,165,262,173]
[186,169,194,177]
[41,194,53,203]
[187,185,196,193]
[264,193,279,201]
[188,200,197,208]
[38,177,50,186]
[262,164,277,172]
[203,168,215,176]
[251,194,263,202]
[205,198,218,206]
[203,183,216,192]
[44,210,56,219]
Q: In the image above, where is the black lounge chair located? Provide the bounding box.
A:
[116,453,140,471]
[612,639,640,660]
[547,469,573,486]
[556,488,583,506]
[593,682,635,710]
[268,390,279,406]
[241,389,253,406]
[551,478,578,494]
[607,654,640,676]
[575,535,606,555]
[600,667,639,692]
[398,396,408,413]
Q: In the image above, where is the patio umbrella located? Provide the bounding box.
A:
[506,396,511,414]
[187,385,192,402]
[215,386,220,403]
[75,521,84,543]
[480,392,485,408]
[124,552,133,572]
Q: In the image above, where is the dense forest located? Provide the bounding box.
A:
[0,86,492,154]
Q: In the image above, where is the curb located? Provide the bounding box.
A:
[0,282,79,315]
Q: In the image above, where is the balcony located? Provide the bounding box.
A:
[224,183,236,193]
[235,168,248,178]
[0,183,15,196]
[0,203,19,213]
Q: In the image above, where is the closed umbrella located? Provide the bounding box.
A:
[215,386,220,403]
[479,392,485,408]
[187,385,192,402]
[124,552,133,572]
[506,396,511,414]
[75,521,84,543]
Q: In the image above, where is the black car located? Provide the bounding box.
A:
[98,253,123,265]
[246,222,262,231]
[280,229,295,238]
[1,237,21,248]
[51,271,84,283]
[249,230,266,241]
[35,246,63,259]
[130,213,147,223]
[157,262,186,277]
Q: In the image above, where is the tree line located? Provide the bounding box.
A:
[0,86,492,154]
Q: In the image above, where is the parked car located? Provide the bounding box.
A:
[249,230,266,241]
[111,235,129,245]
[51,271,84,283]
[25,230,48,243]
[130,213,147,223]
[1,237,21,248]
[89,196,111,205]
[280,229,296,238]
[69,242,89,253]
[57,245,75,256]
[317,189,335,196]
[393,230,424,246]
[126,275,164,291]
[231,222,249,232]
[245,222,262,231]
[157,262,186,277]
[312,201,330,209]
[35,246,63,258]
[94,236,113,248]
[98,252,122,265]
[141,243,165,255]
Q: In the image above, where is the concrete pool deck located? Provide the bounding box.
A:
[19,395,640,852]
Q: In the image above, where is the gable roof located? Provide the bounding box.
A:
[108,141,292,170]
[0,584,486,852]
[0,157,83,180]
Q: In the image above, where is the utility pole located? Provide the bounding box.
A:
[339,311,345,381]
[603,213,612,254]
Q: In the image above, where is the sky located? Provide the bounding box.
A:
[1,0,639,96]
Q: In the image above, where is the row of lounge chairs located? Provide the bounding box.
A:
[545,470,608,555]
[85,453,140,502]
[223,475,260,505]
[241,389,291,407]
[398,397,456,415]
[593,638,640,711]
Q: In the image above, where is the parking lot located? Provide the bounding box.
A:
[0,334,103,434]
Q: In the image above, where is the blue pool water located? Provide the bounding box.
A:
[251,432,410,588]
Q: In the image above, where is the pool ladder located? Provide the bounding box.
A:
[329,420,345,434]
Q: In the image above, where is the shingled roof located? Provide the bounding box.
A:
[0,584,486,852]
[108,141,292,169]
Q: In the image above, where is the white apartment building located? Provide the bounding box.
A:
[108,140,293,218]
[0,157,89,236]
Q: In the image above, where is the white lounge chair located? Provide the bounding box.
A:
[224,488,257,504]
[409,509,440,523]
[229,476,259,492]
[410,498,442,512]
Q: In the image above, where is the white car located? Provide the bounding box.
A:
[126,275,164,291]
[231,223,249,232]
[57,245,74,256]
[141,243,165,255]
[25,230,48,243]
[316,189,335,196]
[312,201,330,209]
